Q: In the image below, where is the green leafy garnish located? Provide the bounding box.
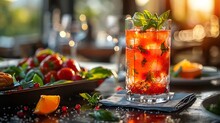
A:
[3,66,25,79]
[138,45,147,53]
[80,92,101,106]
[132,10,170,31]
[160,41,169,56]
[206,98,220,115]
[24,68,44,82]
[141,58,147,67]
[81,67,113,80]
[145,71,154,82]
[32,74,43,86]
[89,109,119,122]
[171,66,182,78]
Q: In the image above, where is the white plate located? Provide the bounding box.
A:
[171,66,220,85]
[201,93,220,120]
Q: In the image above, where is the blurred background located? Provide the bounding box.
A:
[0,0,220,69]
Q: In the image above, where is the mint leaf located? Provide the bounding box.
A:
[172,66,182,78]
[143,10,152,19]
[80,92,101,106]
[145,71,154,82]
[82,67,113,80]
[133,12,146,27]
[33,74,43,86]
[80,93,91,100]
[160,41,169,56]
[89,109,119,121]
[158,10,170,29]
[141,58,147,67]
[132,10,170,30]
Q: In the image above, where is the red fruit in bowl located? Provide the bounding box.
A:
[57,68,75,80]
[63,59,81,73]
[37,54,49,63]
[72,74,82,81]
[35,48,55,64]
[40,54,63,74]
[44,71,58,84]
[27,57,39,68]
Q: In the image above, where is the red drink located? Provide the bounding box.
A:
[126,29,170,95]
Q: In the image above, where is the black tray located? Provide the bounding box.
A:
[0,79,103,106]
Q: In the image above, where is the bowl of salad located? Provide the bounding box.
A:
[201,93,220,120]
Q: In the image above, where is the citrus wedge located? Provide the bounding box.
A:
[173,59,203,79]
[33,95,60,115]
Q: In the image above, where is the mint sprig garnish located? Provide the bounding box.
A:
[80,92,101,106]
[132,10,170,31]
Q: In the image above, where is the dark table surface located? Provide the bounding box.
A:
[0,78,219,123]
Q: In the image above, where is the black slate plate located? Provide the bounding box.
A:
[0,79,104,106]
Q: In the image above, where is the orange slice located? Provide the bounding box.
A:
[33,95,60,115]
[173,59,203,79]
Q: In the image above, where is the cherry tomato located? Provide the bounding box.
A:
[62,59,81,73]
[40,54,63,74]
[72,74,82,81]
[44,71,58,84]
[36,54,49,63]
[35,48,54,57]
[35,48,54,63]
[57,68,75,80]
[27,57,39,68]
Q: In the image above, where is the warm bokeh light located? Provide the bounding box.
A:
[206,15,219,38]
[187,0,214,24]
[81,23,88,31]
[113,38,118,43]
[69,40,75,47]
[79,14,86,22]
[59,31,66,38]
[114,46,120,51]
[107,35,113,41]
[171,0,214,25]
[193,25,206,41]
[135,0,149,6]
[188,0,213,13]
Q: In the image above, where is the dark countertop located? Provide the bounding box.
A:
[0,80,219,123]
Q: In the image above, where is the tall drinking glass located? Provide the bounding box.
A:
[125,17,171,104]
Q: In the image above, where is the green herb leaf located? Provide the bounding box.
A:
[141,58,147,67]
[172,66,182,78]
[138,45,147,53]
[143,10,152,19]
[133,12,146,27]
[24,68,44,82]
[82,67,113,80]
[160,41,169,56]
[3,66,25,79]
[80,93,91,100]
[80,92,101,106]
[145,71,154,82]
[89,109,119,121]
[32,74,43,86]
[132,10,170,30]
